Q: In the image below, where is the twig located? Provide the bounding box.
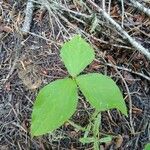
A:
[108,0,111,15]
[54,11,132,50]
[27,31,60,45]
[120,0,125,27]
[2,34,22,84]
[102,0,106,11]
[21,0,34,34]
[95,58,150,81]
[87,0,150,60]
[105,63,150,81]
[129,0,150,17]
[110,63,135,134]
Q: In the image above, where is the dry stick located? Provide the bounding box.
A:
[102,0,106,11]
[27,31,60,45]
[110,63,135,134]
[108,0,111,14]
[129,0,150,17]
[96,59,150,81]
[105,63,150,81]
[87,0,150,60]
[21,0,34,34]
[3,34,22,84]
[95,58,150,81]
[120,0,125,27]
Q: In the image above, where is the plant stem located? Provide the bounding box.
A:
[21,0,34,34]
[68,120,86,131]
[93,112,101,150]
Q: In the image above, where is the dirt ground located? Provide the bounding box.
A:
[0,0,150,150]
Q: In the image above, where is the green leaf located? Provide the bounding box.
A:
[31,78,78,136]
[144,143,150,150]
[60,35,95,77]
[76,73,127,115]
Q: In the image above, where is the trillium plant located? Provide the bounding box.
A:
[31,35,127,149]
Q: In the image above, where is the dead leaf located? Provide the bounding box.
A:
[0,25,13,33]
[34,9,46,23]
[89,60,101,70]
[17,58,42,90]
[114,134,123,149]
[107,55,116,65]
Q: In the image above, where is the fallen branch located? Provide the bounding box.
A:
[87,0,150,60]
[95,59,150,81]
[129,0,150,17]
[21,0,34,34]
[105,63,150,81]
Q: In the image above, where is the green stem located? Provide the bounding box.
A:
[94,141,99,150]
[90,109,100,121]
[68,120,86,131]
[83,122,92,138]
[93,112,101,150]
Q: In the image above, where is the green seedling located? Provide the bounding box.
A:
[31,35,127,149]
[79,112,112,149]
[144,143,150,150]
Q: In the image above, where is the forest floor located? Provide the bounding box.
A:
[0,0,150,150]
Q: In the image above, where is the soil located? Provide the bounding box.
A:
[0,0,150,150]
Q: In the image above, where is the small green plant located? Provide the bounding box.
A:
[31,35,127,149]
[144,143,150,150]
